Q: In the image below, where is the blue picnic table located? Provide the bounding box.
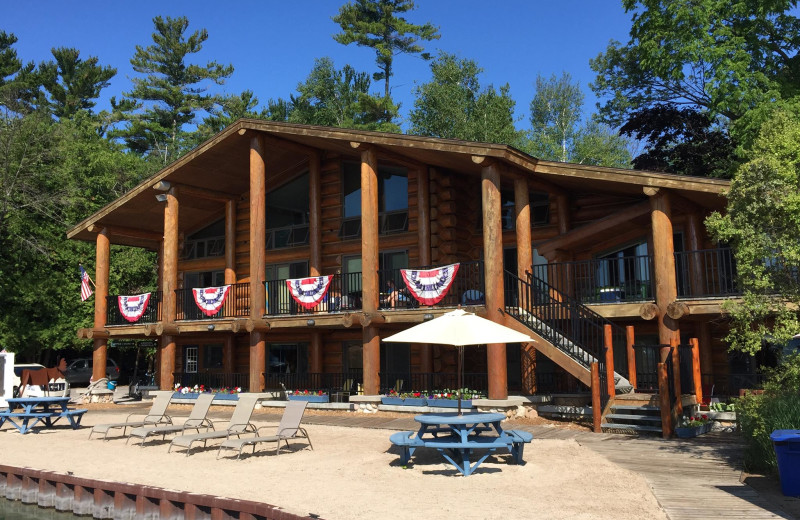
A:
[0,397,87,434]
[390,412,533,476]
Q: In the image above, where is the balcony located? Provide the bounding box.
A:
[675,248,740,299]
[106,292,162,326]
[175,282,251,320]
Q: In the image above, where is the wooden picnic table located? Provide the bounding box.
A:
[0,396,87,434]
[390,412,532,476]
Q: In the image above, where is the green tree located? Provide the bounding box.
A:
[39,47,116,119]
[333,0,440,98]
[112,15,233,163]
[706,109,800,355]
[0,31,44,112]
[409,53,521,144]
[526,72,631,167]
[190,90,265,145]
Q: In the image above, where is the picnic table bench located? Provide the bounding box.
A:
[0,397,87,434]
[389,412,533,476]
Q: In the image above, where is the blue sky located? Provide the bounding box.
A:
[4,0,633,129]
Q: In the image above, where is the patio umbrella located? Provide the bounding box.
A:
[383,309,534,414]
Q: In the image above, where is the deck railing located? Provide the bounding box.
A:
[175,282,250,320]
[106,291,162,326]
[264,371,363,393]
[264,272,363,316]
[675,247,740,299]
[377,260,485,310]
[378,372,488,394]
[173,371,250,390]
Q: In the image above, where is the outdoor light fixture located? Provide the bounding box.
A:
[153,180,171,191]
[423,313,434,321]
[207,324,215,331]
[306,319,315,326]
[155,194,168,203]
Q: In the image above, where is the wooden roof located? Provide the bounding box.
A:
[66,119,731,249]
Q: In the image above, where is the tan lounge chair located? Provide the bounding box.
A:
[127,393,215,446]
[217,400,313,459]
[168,393,261,456]
[89,391,173,440]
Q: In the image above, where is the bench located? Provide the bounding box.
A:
[423,436,515,476]
[504,429,533,464]
[0,411,55,434]
[389,431,425,464]
[57,409,88,429]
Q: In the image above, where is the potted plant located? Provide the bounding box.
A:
[380,389,427,406]
[425,388,483,408]
[173,385,242,400]
[675,414,712,438]
[288,389,329,403]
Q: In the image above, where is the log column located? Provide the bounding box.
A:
[686,212,705,297]
[360,147,380,395]
[515,176,536,394]
[417,167,433,374]
[159,189,179,390]
[647,188,680,347]
[249,135,267,392]
[308,152,323,374]
[92,229,110,382]
[224,200,236,285]
[482,162,507,400]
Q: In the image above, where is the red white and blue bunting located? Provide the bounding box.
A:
[286,276,333,309]
[118,293,151,323]
[401,263,460,306]
[192,285,231,317]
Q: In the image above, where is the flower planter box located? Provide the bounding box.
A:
[212,393,239,401]
[427,399,472,408]
[381,397,427,406]
[288,394,329,403]
[173,392,200,399]
[675,423,712,438]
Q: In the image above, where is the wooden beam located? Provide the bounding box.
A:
[263,133,318,156]
[643,186,661,197]
[156,323,180,335]
[666,301,690,320]
[591,362,602,433]
[359,312,386,327]
[639,303,659,320]
[626,326,637,389]
[238,128,247,136]
[604,324,616,398]
[245,318,270,333]
[250,135,267,318]
[537,200,651,257]
[658,362,672,438]
[472,155,495,166]
[690,337,703,405]
[649,190,681,346]
[92,229,110,382]
[309,153,321,276]
[87,224,162,242]
[174,184,238,202]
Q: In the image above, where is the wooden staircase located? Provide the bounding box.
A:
[602,394,664,434]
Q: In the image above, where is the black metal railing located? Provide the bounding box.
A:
[534,369,587,394]
[173,371,250,390]
[702,372,766,397]
[633,344,663,392]
[106,291,162,326]
[175,282,250,320]
[377,260,485,310]
[264,371,363,393]
[531,255,654,304]
[265,272,363,316]
[505,270,617,404]
[378,372,488,394]
[675,248,740,299]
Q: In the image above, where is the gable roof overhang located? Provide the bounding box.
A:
[66,119,731,249]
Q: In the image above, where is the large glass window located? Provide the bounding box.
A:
[268,343,309,374]
[266,173,310,249]
[500,190,550,230]
[341,162,409,237]
[265,261,308,314]
[182,219,225,260]
[203,344,224,370]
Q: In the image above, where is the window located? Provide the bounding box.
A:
[343,341,363,372]
[268,343,309,374]
[184,271,225,289]
[183,220,225,260]
[501,190,550,230]
[341,162,409,237]
[184,346,198,373]
[203,344,224,370]
[266,261,308,314]
[266,173,310,249]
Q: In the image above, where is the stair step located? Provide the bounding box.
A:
[601,423,663,433]
[610,405,660,411]
[605,413,662,422]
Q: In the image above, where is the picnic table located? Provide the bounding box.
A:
[0,397,87,434]
[390,412,533,476]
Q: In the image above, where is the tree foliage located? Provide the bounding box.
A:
[39,47,116,119]
[111,16,233,163]
[706,109,800,355]
[408,53,520,144]
[333,0,440,99]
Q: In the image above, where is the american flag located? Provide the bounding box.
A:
[80,266,93,301]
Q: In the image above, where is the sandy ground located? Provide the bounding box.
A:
[0,405,668,520]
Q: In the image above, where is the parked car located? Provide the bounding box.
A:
[12,363,69,397]
[64,358,120,385]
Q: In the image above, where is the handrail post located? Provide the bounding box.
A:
[657,362,672,438]
[604,324,616,397]
[670,337,683,417]
[690,337,703,406]
[626,326,637,389]
[591,362,602,433]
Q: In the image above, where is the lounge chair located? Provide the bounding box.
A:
[217,400,313,459]
[168,393,261,456]
[89,391,173,440]
[127,393,215,447]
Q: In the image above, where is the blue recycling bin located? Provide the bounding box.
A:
[770,430,800,497]
[107,380,117,391]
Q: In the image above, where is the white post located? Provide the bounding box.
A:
[0,351,15,407]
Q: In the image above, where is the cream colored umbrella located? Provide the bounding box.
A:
[383,309,534,414]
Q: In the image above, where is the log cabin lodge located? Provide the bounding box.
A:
[67,120,749,433]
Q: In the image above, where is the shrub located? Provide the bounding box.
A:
[736,353,800,473]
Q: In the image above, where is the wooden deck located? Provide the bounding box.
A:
[292,413,794,520]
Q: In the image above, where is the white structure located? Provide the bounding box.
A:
[0,351,14,408]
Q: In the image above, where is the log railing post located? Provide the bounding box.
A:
[626,325,637,390]
[591,362,602,433]
[604,324,615,397]
[690,337,703,406]
[670,337,683,417]
[657,362,672,438]
[249,134,267,392]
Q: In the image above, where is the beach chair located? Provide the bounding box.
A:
[217,400,312,459]
[89,391,173,440]
[127,393,215,447]
[168,393,260,456]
